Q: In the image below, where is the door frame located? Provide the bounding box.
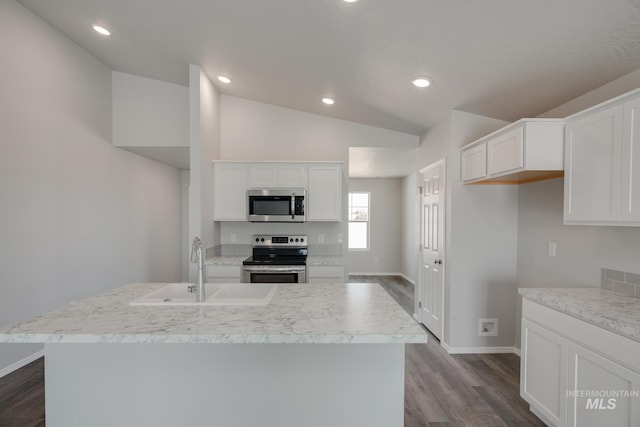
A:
[417,159,446,340]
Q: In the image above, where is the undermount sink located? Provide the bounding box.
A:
[129,283,278,306]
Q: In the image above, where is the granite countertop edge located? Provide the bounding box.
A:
[519,287,640,343]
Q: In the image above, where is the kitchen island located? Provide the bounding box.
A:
[0,282,427,427]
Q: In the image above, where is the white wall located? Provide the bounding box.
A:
[0,0,183,372]
[347,178,403,275]
[188,66,221,279]
[112,71,189,148]
[221,96,418,162]
[401,173,419,283]
[416,110,519,350]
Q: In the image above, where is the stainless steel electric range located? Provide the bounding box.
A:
[241,235,308,283]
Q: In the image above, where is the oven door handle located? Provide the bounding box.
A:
[242,266,305,273]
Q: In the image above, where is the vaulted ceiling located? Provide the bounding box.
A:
[18,0,640,136]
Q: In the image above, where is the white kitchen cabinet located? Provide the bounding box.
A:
[308,266,345,284]
[621,95,640,222]
[213,162,248,221]
[521,298,640,427]
[307,163,343,221]
[206,265,241,283]
[564,89,640,225]
[567,342,640,427]
[248,163,307,188]
[460,119,564,184]
[460,143,487,182]
[521,319,568,426]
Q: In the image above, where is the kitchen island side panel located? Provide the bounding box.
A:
[45,343,405,427]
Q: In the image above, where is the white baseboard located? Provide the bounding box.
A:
[0,349,45,379]
[440,342,519,355]
[398,273,415,285]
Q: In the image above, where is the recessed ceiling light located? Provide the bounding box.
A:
[217,75,231,84]
[412,77,431,88]
[343,0,360,3]
[92,25,111,36]
[322,98,335,105]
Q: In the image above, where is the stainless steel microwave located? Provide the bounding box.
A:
[247,189,306,222]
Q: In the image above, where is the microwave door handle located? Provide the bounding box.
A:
[291,193,295,220]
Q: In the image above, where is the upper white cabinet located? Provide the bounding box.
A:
[564,89,640,225]
[213,162,248,221]
[460,119,565,184]
[213,161,343,222]
[307,163,343,221]
[248,163,307,188]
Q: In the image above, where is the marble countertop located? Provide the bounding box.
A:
[0,283,427,344]
[519,287,640,342]
[205,256,245,266]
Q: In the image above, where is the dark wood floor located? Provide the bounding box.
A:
[0,276,544,427]
[350,275,545,427]
[0,357,44,427]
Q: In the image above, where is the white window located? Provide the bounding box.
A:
[348,192,369,250]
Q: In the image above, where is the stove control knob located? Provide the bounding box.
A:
[255,238,260,242]
[295,238,299,242]
[260,238,265,242]
[300,238,305,243]
[289,238,294,242]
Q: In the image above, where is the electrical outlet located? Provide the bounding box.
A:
[230,234,237,243]
[318,234,324,243]
[548,242,557,257]
[337,233,343,243]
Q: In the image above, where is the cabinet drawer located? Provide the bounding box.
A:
[206,265,241,278]
[308,266,344,278]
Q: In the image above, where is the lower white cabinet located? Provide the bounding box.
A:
[521,299,640,427]
[206,265,241,283]
[308,266,345,284]
[521,319,568,425]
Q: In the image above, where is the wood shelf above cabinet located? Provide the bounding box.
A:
[460,119,565,185]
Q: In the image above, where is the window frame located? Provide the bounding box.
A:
[347,191,370,251]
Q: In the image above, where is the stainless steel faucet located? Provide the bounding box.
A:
[189,237,206,302]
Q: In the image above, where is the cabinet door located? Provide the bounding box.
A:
[521,319,568,426]
[621,96,640,222]
[213,163,248,221]
[308,266,345,283]
[248,164,277,188]
[307,164,342,221]
[567,343,640,427]
[277,164,307,188]
[460,144,486,183]
[487,126,524,176]
[564,104,623,223]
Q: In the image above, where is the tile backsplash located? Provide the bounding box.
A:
[602,268,640,297]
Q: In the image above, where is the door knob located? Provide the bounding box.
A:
[434,259,442,264]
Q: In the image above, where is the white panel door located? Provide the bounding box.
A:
[564,105,623,222]
[418,160,444,339]
[621,96,640,222]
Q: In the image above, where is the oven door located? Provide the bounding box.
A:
[242,266,307,283]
